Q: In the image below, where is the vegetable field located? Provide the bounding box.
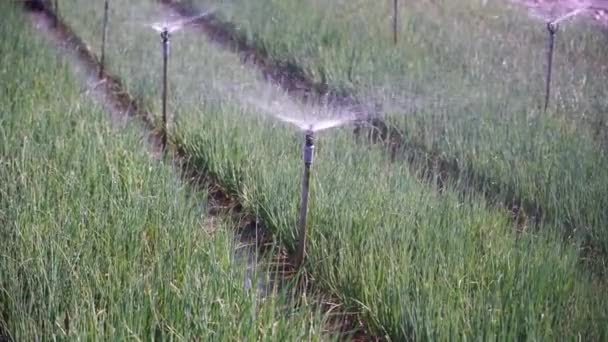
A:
[1,0,607,340]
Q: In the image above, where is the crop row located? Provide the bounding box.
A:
[54,0,608,339]
[0,2,330,340]
[182,0,608,267]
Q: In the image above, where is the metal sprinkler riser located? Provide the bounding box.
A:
[100,0,110,78]
[160,29,170,150]
[161,29,171,56]
[544,21,558,112]
[304,131,315,166]
[295,130,314,268]
[393,0,398,45]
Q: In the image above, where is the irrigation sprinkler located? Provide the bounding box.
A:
[393,0,399,45]
[242,96,355,268]
[53,0,59,27]
[148,23,174,151]
[544,21,557,112]
[294,128,315,269]
[543,8,587,111]
[147,11,214,151]
[99,0,110,78]
[160,28,170,149]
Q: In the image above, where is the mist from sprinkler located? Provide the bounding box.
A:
[239,83,358,133]
[543,7,588,111]
[273,115,352,132]
[148,10,215,34]
[146,10,214,150]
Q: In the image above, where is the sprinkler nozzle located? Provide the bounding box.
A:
[161,29,171,56]
[547,21,558,34]
[303,131,314,165]
[160,29,170,42]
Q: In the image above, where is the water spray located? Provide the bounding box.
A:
[544,21,557,112]
[294,128,315,268]
[99,0,110,78]
[393,0,399,45]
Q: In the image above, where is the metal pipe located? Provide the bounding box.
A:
[54,0,59,27]
[294,129,314,268]
[99,0,109,78]
[393,0,398,45]
[544,22,558,112]
[161,29,170,150]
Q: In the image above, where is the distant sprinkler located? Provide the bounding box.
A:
[148,10,213,150]
[54,0,59,27]
[99,0,110,78]
[393,0,399,45]
[294,127,315,269]
[544,21,557,112]
[543,8,586,111]
[160,28,170,149]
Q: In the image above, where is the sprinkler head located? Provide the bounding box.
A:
[160,28,170,43]
[547,21,559,34]
[149,10,215,35]
[303,130,315,166]
[160,29,170,58]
